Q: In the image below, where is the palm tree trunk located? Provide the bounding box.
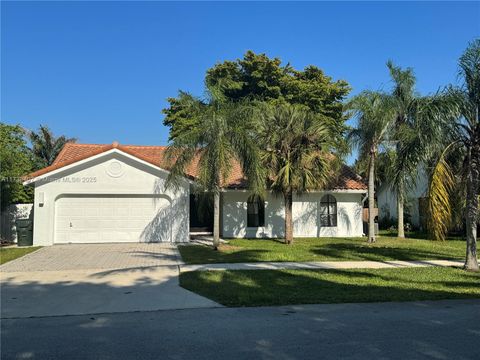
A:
[213,191,221,250]
[397,185,405,238]
[465,143,479,271]
[368,152,376,243]
[284,190,293,245]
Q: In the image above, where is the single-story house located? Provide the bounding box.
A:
[24,142,367,246]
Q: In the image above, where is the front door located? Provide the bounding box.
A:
[189,194,213,233]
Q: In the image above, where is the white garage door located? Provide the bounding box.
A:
[55,195,172,243]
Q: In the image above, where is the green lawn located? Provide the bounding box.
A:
[179,235,465,264]
[180,267,480,306]
[0,247,41,265]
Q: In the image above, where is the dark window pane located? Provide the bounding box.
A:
[329,203,336,214]
[258,200,265,227]
[320,214,329,226]
[320,194,337,227]
[247,196,265,228]
[248,214,259,227]
[329,214,337,227]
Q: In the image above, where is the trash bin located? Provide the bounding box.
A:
[15,219,33,246]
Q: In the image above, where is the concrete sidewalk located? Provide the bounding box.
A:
[180,259,464,272]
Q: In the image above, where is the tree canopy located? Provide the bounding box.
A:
[0,124,34,209]
[28,125,76,168]
[1,123,76,210]
[163,51,351,149]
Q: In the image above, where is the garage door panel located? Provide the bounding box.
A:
[98,208,112,216]
[61,207,84,216]
[55,196,172,243]
[84,208,99,216]
[116,207,130,216]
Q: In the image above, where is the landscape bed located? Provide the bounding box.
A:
[180,267,480,307]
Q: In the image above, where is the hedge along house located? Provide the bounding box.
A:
[24,142,367,246]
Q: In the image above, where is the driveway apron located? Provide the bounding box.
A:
[1,244,221,318]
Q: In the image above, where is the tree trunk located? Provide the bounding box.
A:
[368,153,376,243]
[284,190,293,245]
[464,141,479,272]
[213,191,221,250]
[397,185,405,238]
[395,128,406,238]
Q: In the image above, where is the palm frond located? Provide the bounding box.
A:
[257,102,334,195]
[458,38,480,107]
[165,85,264,195]
[28,125,76,167]
[427,142,458,241]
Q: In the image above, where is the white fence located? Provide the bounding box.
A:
[0,204,33,243]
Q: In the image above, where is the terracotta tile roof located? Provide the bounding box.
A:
[26,142,366,190]
[333,165,368,191]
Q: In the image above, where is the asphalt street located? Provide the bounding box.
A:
[2,299,479,360]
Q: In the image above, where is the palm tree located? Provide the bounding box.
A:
[353,149,396,192]
[459,40,480,271]
[428,39,480,271]
[257,103,334,245]
[347,91,395,243]
[28,125,76,168]
[385,61,455,238]
[165,87,263,250]
[385,61,418,238]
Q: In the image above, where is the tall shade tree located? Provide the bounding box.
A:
[165,87,263,250]
[427,39,480,271]
[164,51,350,153]
[347,92,395,243]
[257,103,333,245]
[28,125,76,168]
[0,123,34,209]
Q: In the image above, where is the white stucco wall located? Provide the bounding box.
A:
[222,191,364,238]
[29,151,190,246]
[222,191,285,238]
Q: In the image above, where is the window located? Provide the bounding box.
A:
[247,196,265,227]
[320,194,337,227]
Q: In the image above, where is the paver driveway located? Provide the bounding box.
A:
[1,243,182,272]
[1,243,221,318]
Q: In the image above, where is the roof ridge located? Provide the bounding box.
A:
[124,145,168,148]
[64,143,168,148]
[65,143,106,146]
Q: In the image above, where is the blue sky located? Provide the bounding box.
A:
[2,1,479,163]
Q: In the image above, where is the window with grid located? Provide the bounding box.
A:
[320,194,337,227]
[247,196,265,227]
